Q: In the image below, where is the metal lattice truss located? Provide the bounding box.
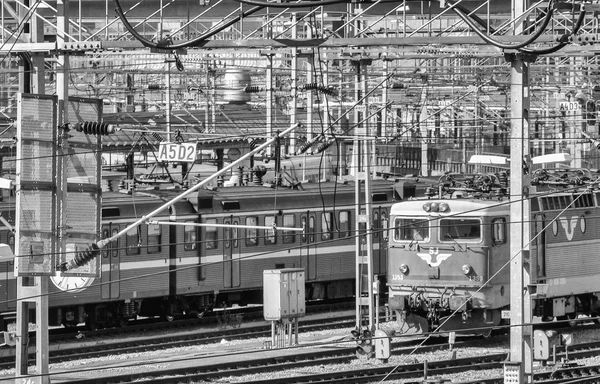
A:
[0,0,599,167]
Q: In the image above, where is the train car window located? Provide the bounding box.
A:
[393,218,429,242]
[102,229,110,258]
[223,219,231,249]
[246,216,258,246]
[126,226,141,255]
[233,220,239,248]
[381,212,389,240]
[184,222,198,251]
[283,214,295,244]
[147,223,161,253]
[111,229,119,257]
[321,212,333,240]
[373,211,380,239]
[492,218,507,245]
[265,216,277,245]
[309,216,315,243]
[301,216,307,243]
[205,219,217,249]
[440,218,480,241]
[339,211,350,238]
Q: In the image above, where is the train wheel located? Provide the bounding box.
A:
[557,314,578,327]
[118,317,129,327]
[85,320,98,331]
[481,328,493,338]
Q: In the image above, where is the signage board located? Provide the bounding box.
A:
[157,142,197,163]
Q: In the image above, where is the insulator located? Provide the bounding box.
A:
[75,121,117,135]
[391,82,405,89]
[248,138,259,149]
[244,86,261,93]
[316,139,335,153]
[57,243,100,272]
[151,132,165,142]
[320,86,337,96]
[304,83,317,90]
[296,141,314,155]
[147,84,162,90]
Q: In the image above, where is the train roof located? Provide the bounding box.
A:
[100,178,424,218]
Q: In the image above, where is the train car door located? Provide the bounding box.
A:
[101,224,120,300]
[301,213,317,281]
[223,216,241,288]
[372,208,388,276]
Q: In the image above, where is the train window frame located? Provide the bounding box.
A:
[393,217,430,242]
[373,211,380,239]
[283,214,296,244]
[232,219,239,248]
[224,219,231,249]
[381,211,389,240]
[439,218,481,242]
[245,216,258,246]
[184,222,199,251]
[111,228,119,258]
[205,219,218,249]
[265,216,277,245]
[309,216,315,243]
[339,211,350,238]
[321,212,333,241]
[125,225,141,255]
[102,229,110,259]
[492,217,507,245]
[147,223,161,254]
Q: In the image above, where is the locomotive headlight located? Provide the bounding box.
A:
[439,202,449,212]
[430,203,439,212]
[423,203,431,212]
[399,264,409,274]
[461,264,472,275]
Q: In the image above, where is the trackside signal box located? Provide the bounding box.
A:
[263,268,306,321]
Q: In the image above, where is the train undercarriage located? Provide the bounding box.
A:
[388,291,600,336]
[39,278,361,331]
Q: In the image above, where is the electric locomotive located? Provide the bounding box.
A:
[387,168,600,336]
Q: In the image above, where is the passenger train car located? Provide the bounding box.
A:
[387,169,600,336]
[0,177,416,330]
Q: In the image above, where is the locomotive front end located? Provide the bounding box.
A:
[387,198,510,336]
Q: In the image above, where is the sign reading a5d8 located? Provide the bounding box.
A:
[157,142,197,163]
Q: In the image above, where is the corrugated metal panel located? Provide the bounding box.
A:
[15,94,57,276]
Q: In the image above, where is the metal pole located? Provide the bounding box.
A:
[507,49,534,384]
[165,59,171,142]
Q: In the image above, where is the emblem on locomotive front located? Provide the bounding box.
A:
[559,216,578,241]
[416,247,452,267]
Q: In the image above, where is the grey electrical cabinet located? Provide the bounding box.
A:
[263,268,306,321]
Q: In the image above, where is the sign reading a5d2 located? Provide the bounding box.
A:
[157,142,197,163]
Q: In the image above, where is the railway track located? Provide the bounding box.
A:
[42,330,600,384]
[0,314,356,370]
